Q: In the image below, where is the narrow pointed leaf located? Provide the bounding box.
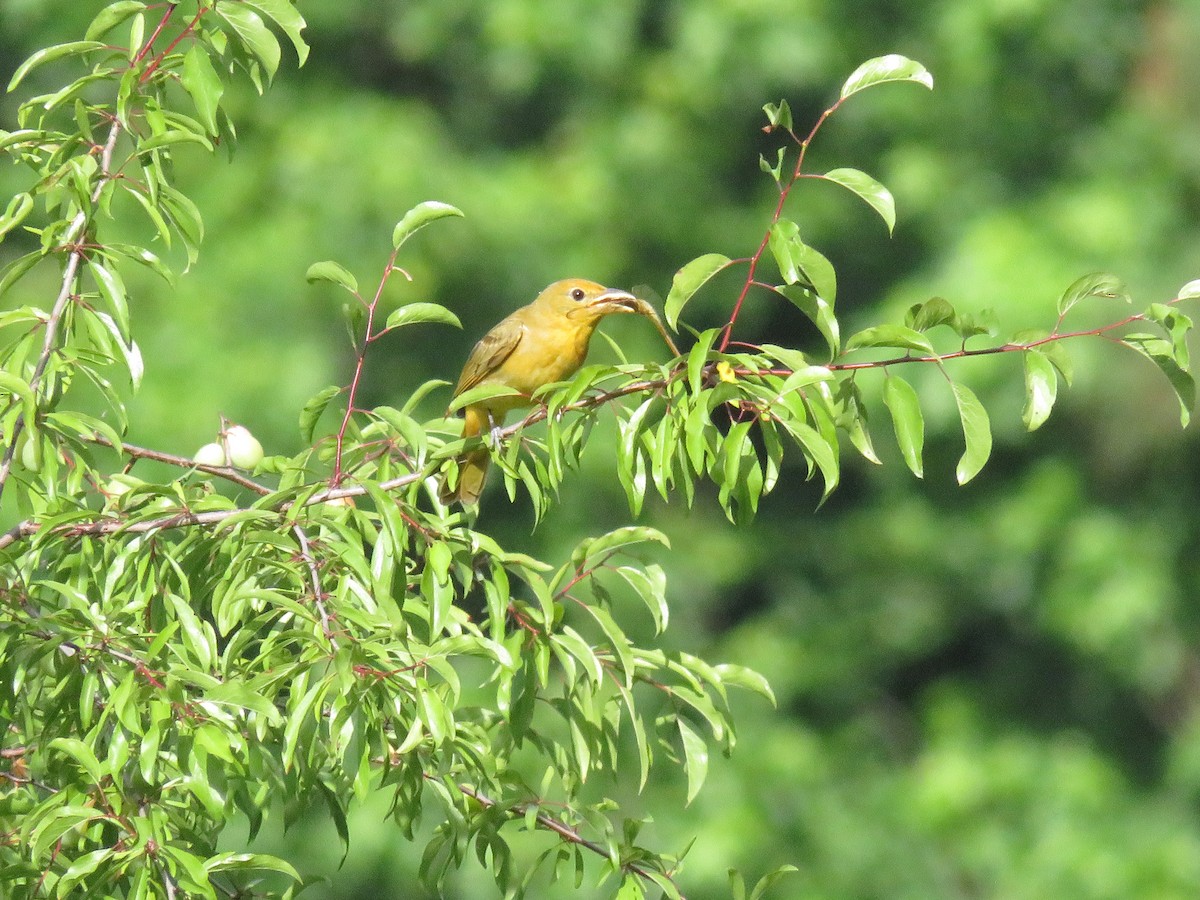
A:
[7,41,104,91]
[85,2,147,41]
[678,719,709,806]
[305,260,358,293]
[385,302,462,331]
[1122,334,1194,427]
[1022,349,1057,431]
[392,201,463,249]
[951,381,991,484]
[217,4,281,80]
[883,374,924,477]
[840,54,933,100]
[845,324,935,355]
[665,253,732,330]
[1056,272,1128,318]
[181,45,224,135]
[821,168,896,234]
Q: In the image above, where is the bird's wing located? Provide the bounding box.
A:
[453,317,526,397]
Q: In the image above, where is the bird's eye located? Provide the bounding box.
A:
[570,287,586,301]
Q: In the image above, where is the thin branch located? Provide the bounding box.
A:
[0,298,1184,553]
[0,471,426,551]
[332,251,408,485]
[292,523,339,648]
[451,781,684,897]
[718,97,843,352]
[90,434,273,496]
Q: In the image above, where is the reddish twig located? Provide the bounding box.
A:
[292,523,339,647]
[718,99,843,352]
[449,780,684,897]
[331,253,410,485]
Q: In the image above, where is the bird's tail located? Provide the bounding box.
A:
[439,406,492,505]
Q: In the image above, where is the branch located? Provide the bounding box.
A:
[0,472,426,551]
[452,781,684,897]
[332,251,409,485]
[0,297,1181,553]
[292,523,339,648]
[718,95,843,352]
[92,434,273,496]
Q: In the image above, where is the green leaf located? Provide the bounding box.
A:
[820,167,896,234]
[613,563,669,634]
[713,663,775,705]
[1021,349,1057,431]
[300,385,341,442]
[1122,334,1195,427]
[1146,303,1192,369]
[391,201,464,249]
[447,382,523,415]
[572,525,670,567]
[840,54,934,100]
[905,297,957,333]
[49,737,106,784]
[241,0,310,65]
[780,418,839,500]
[774,285,840,357]
[7,41,105,91]
[124,187,172,248]
[759,147,786,184]
[1179,279,1200,301]
[768,220,836,303]
[136,128,213,154]
[57,848,120,895]
[305,260,358,293]
[951,381,991,484]
[678,719,709,806]
[1056,272,1128,318]
[85,1,147,40]
[829,379,880,465]
[93,310,144,389]
[88,260,129,337]
[385,302,462,331]
[762,99,793,131]
[665,253,732,330]
[749,865,801,900]
[217,4,281,80]
[159,185,204,267]
[204,852,302,883]
[0,192,33,240]
[686,328,720,395]
[730,870,748,900]
[181,45,224,135]
[0,370,36,425]
[0,251,44,298]
[884,374,924,478]
[845,324,935,355]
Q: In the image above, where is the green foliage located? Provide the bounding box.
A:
[1,5,1198,900]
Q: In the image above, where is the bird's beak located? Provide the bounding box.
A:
[586,289,639,314]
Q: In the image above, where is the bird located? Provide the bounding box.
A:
[439,278,639,505]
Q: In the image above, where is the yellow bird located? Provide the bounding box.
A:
[440,278,639,504]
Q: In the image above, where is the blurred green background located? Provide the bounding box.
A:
[4,1,1200,896]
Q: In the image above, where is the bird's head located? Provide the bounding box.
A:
[537,279,639,320]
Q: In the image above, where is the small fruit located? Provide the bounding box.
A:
[18,433,40,472]
[193,442,227,467]
[224,425,264,470]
